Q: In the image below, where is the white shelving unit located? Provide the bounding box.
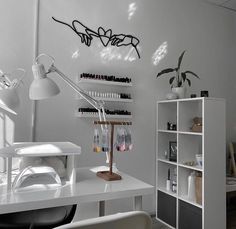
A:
[156,97,226,229]
[75,77,133,119]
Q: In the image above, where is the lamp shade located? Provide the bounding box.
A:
[29,78,60,100]
[29,63,60,100]
[0,88,20,115]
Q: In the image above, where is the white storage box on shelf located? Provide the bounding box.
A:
[0,142,81,191]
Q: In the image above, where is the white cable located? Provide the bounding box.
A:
[35,53,55,65]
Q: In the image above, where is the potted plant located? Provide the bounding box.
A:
[156,50,200,99]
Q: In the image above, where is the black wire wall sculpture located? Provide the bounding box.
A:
[52,17,141,59]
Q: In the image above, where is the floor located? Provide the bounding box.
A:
[152,217,168,229]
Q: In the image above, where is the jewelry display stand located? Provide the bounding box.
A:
[94,121,132,181]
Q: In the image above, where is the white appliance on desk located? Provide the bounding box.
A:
[0,142,81,192]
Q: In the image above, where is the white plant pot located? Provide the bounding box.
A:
[172,87,186,99]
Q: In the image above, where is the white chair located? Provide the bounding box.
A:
[54,211,152,229]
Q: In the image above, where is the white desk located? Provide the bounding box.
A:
[0,167,154,216]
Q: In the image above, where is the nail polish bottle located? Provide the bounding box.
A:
[166,168,171,191]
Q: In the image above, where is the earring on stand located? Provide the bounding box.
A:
[115,126,121,151]
[101,126,110,153]
[93,128,101,153]
[120,124,126,152]
[125,123,133,151]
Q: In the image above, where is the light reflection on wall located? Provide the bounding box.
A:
[152,41,168,66]
[72,49,80,59]
[128,3,137,20]
[100,46,139,63]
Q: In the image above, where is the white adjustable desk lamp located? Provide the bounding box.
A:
[29,54,107,123]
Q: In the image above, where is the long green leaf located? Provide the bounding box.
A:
[186,78,191,86]
[169,76,175,85]
[184,70,200,79]
[157,68,175,78]
[177,50,186,70]
[181,72,186,82]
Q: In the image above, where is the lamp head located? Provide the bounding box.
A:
[0,68,25,115]
[0,88,19,115]
[29,63,60,100]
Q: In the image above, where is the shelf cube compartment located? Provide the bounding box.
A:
[157,190,176,228]
[178,100,202,132]
[157,161,177,193]
[179,200,202,229]
[157,102,177,131]
[178,166,202,207]
[157,132,177,161]
[178,134,202,167]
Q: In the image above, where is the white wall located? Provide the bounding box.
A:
[0,0,34,142]
[0,0,235,217]
[0,0,34,170]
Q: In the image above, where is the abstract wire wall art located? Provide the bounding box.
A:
[52,17,141,59]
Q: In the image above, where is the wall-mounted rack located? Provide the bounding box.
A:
[78,78,132,87]
[76,73,133,119]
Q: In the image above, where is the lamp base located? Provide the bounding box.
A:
[97,171,122,181]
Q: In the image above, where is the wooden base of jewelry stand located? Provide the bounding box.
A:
[97,171,122,181]
[94,121,132,182]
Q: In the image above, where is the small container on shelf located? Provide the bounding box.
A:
[172,168,177,193]
[195,172,202,205]
[195,154,203,168]
[187,172,196,202]
[190,117,202,133]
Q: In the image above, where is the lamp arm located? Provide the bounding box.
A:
[48,64,104,112]
[48,64,109,163]
[48,64,110,163]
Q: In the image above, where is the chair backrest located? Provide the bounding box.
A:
[0,205,76,229]
[54,211,152,229]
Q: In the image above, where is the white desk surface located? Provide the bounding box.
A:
[0,167,154,214]
[0,142,81,157]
